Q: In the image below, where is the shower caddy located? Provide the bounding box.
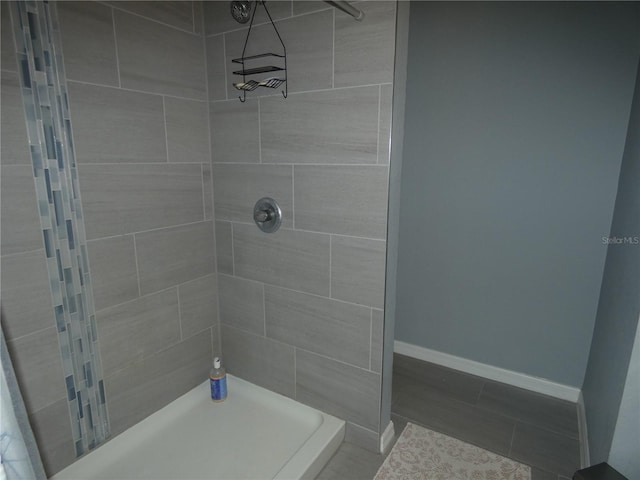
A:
[232,0,288,102]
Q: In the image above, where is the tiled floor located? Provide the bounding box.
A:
[316,353,581,480]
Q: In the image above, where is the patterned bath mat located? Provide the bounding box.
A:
[374,423,531,480]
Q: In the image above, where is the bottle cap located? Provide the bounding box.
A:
[214,357,221,369]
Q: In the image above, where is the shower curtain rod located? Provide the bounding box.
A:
[324,1,364,21]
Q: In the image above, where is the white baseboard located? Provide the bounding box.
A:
[576,391,590,468]
[379,420,395,454]
[394,340,581,402]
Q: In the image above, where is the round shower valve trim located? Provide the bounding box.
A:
[253,197,282,233]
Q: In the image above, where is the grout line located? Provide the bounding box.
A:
[329,235,333,298]
[78,161,205,167]
[331,8,335,89]
[203,6,333,37]
[476,381,485,404]
[191,2,196,34]
[106,3,200,36]
[103,321,207,380]
[162,96,170,162]
[297,345,377,375]
[95,281,200,316]
[110,7,122,88]
[258,99,262,163]
[214,325,222,365]
[208,81,392,103]
[232,275,374,311]
[66,78,207,103]
[132,234,142,297]
[376,84,382,164]
[176,284,184,340]
[230,222,235,276]
[4,323,59,344]
[0,247,46,259]
[201,164,207,220]
[222,34,229,101]
[369,308,373,370]
[291,165,295,229]
[209,161,387,167]
[227,221,387,243]
[293,346,297,400]
[103,219,213,239]
[508,423,516,456]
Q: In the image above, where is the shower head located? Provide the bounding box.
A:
[230,0,253,24]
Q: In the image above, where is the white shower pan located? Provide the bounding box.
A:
[53,375,345,480]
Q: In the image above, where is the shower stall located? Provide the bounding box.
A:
[0,0,401,477]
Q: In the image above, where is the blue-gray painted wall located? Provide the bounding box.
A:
[395,2,640,387]
[582,59,640,466]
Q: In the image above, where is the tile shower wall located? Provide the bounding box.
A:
[1,1,218,475]
[205,0,396,450]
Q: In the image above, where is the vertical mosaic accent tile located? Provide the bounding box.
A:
[9,0,110,454]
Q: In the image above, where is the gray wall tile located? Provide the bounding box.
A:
[315,441,386,480]
[178,274,218,338]
[206,35,227,101]
[261,87,379,164]
[215,221,234,275]
[265,285,371,368]
[79,163,204,239]
[209,100,259,163]
[296,349,381,431]
[136,221,215,296]
[224,10,333,98]
[331,236,386,308]
[114,10,206,99]
[1,166,43,255]
[294,165,389,238]
[212,164,292,226]
[292,1,330,15]
[1,2,17,71]
[1,250,55,340]
[58,2,119,86]
[107,1,195,32]
[334,1,396,87]
[212,323,222,359]
[378,84,392,164]
[218,274,264,335]
[221,325,295,398]
[203,1,241,37]
[204,1,292,36]
[233,223,330,296]
[104,329,211,436]
[344,422,380,453]
[29,398,76,477]
[165,97,210,163]
[88,235,139,312]
[7,327,67,413]
[97,288,181,376]
[1,71,30,165]
[371,309,383,373]
[68,82,166,164]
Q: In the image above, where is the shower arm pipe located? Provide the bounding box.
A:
[325,1,364,21]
